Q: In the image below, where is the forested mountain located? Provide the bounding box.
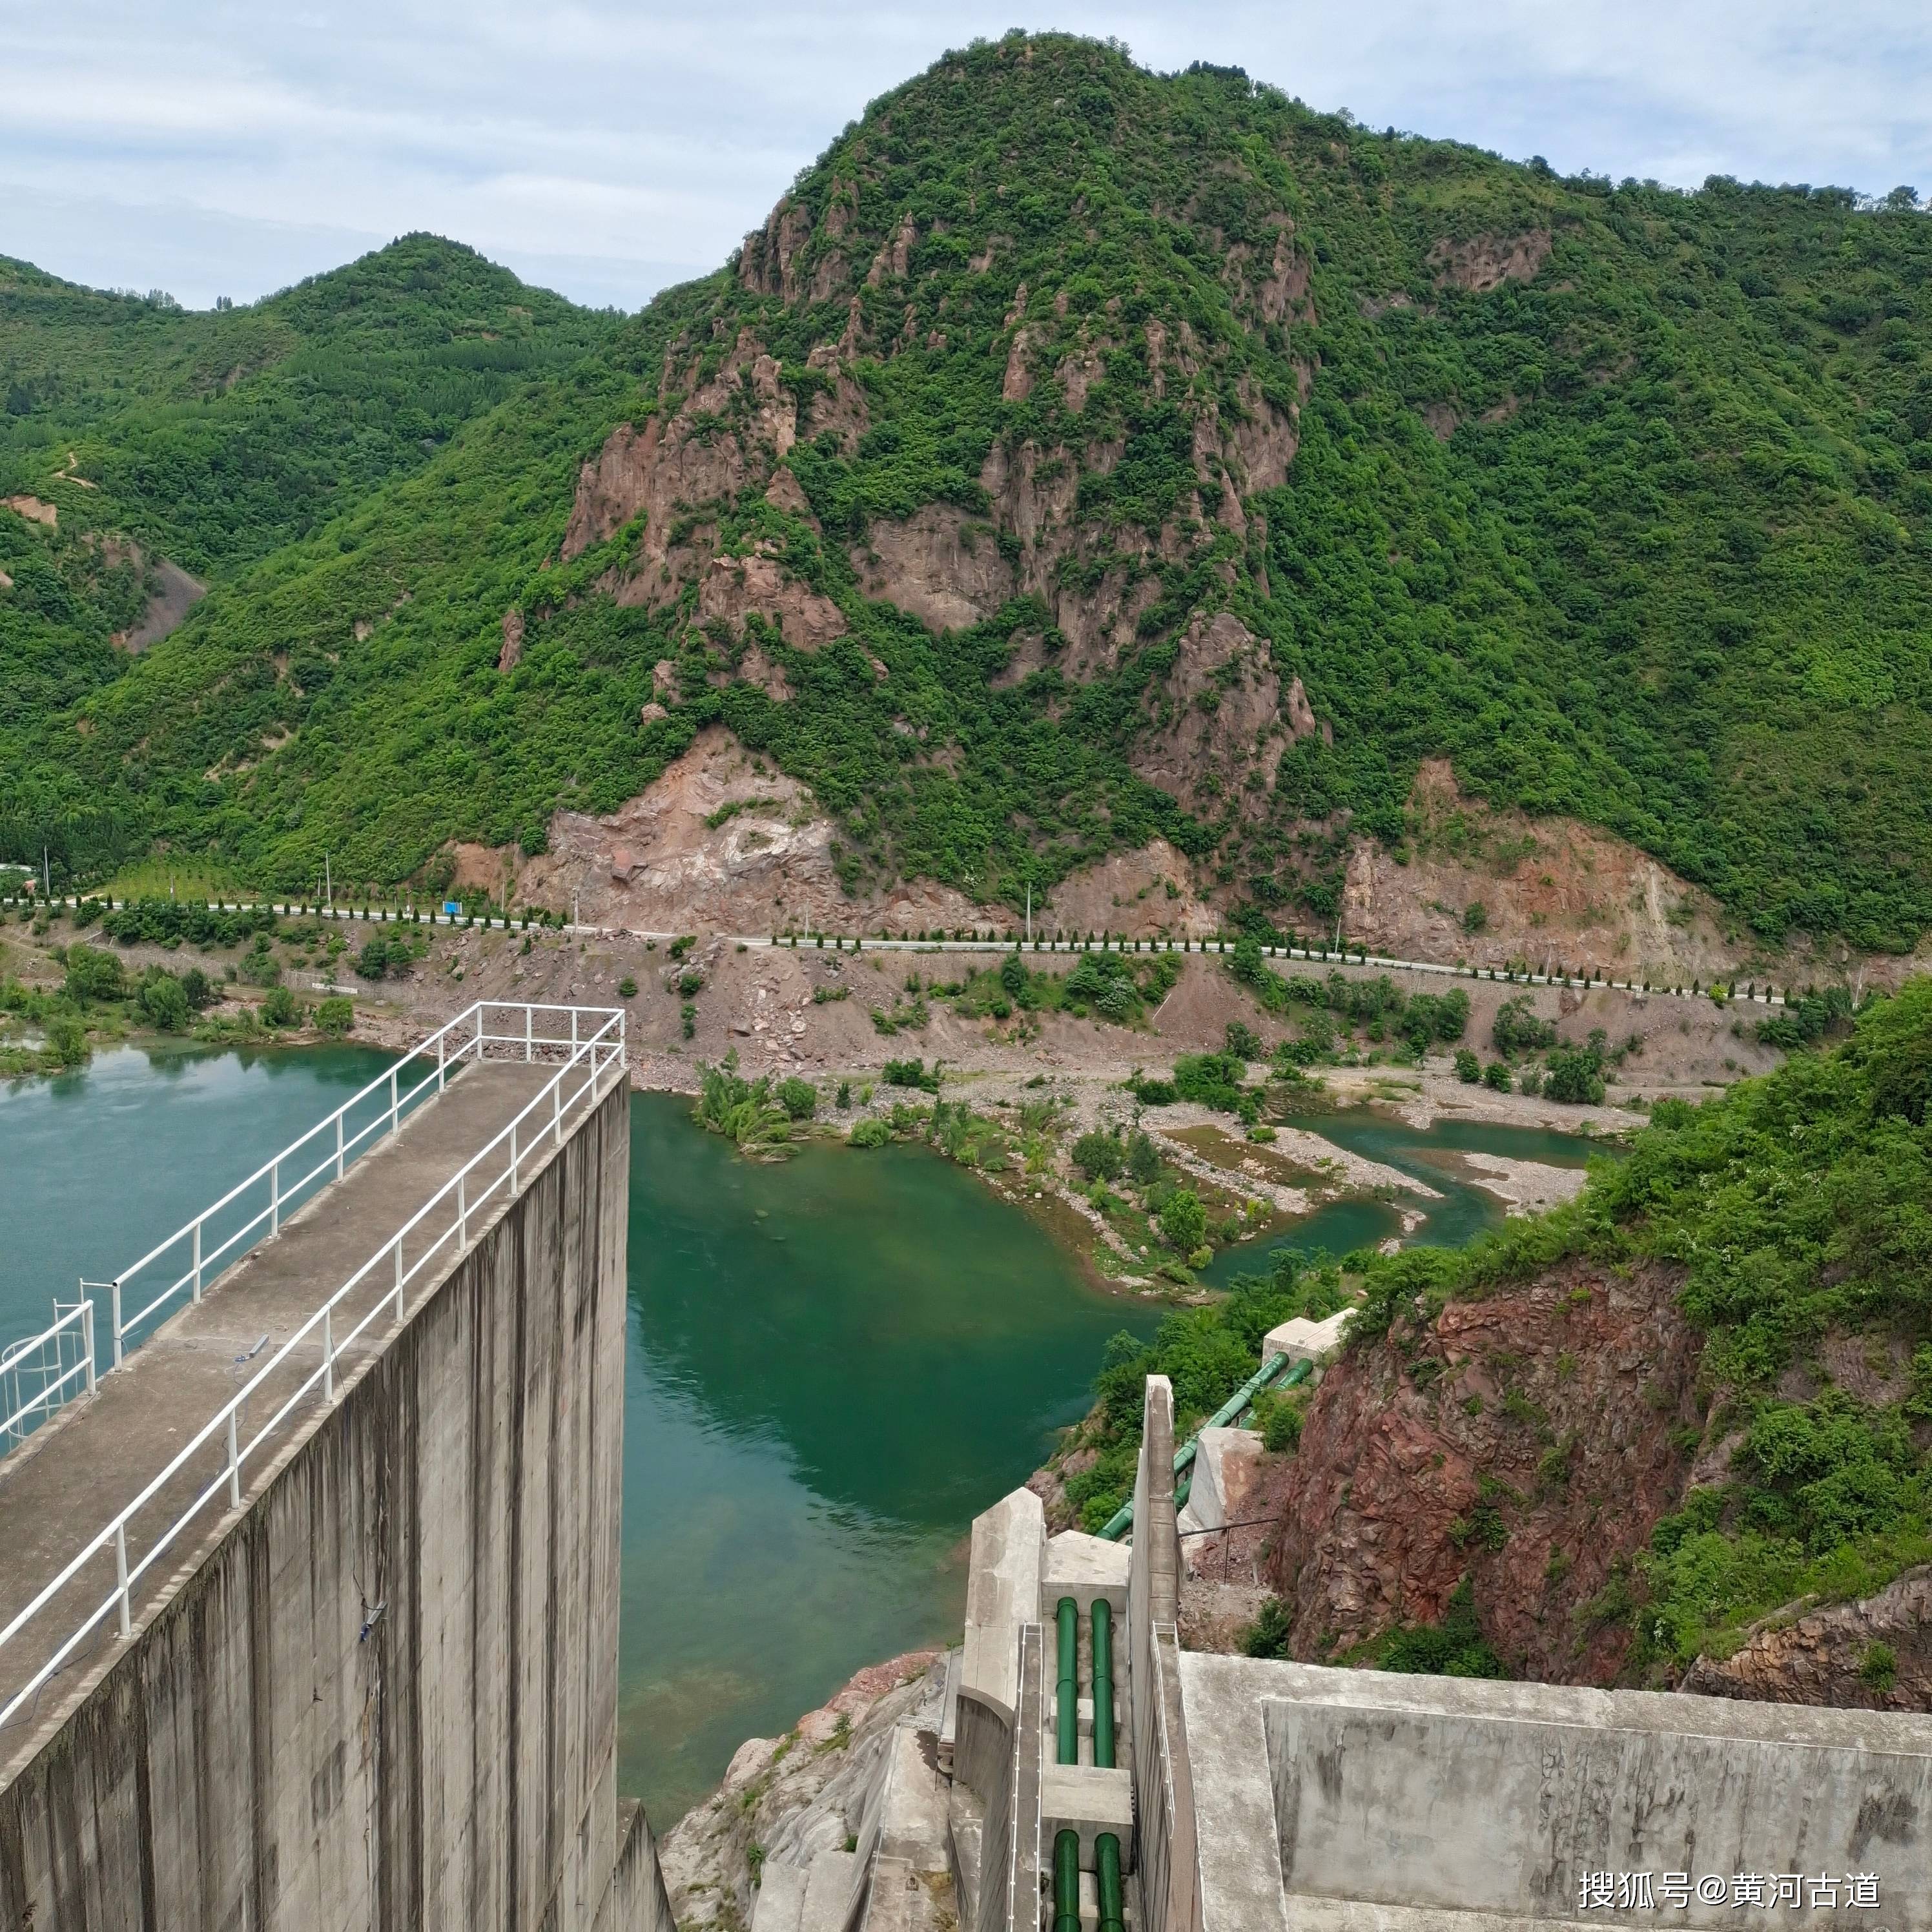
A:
[0,238,615,784]
[5,36,1932,949]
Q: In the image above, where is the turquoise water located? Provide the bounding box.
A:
[1200,1106,1606,1286]
[615,1093,1155,1821]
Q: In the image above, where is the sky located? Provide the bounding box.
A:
[5,0,1931,314]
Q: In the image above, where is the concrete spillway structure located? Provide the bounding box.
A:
[946,1370,1932,1932]
[0,1005,675,1931]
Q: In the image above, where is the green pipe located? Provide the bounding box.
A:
[1091,1598,1115,1769]
[1055,1596,1079,1766]
[1053,1829,1081,1932]
[1098,1355,1311,1540]
[1097,1833,1125,1932]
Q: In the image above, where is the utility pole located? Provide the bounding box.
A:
[1025,883,1032,945]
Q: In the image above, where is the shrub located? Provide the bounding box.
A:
[261,985,298,1027]
[1225,1020,1263,1060]
[883,1057,939,1091]
[1482,1060,1514,1092]
[1158,1189,1207,1252]
[316,996,354,1038]
[63,945,125,1005]
[138,972,190,1033]
[1454,1047,1481,1083]
[1250,1388,1304,1455]
[1544,1040,1607,1104]
[847,1118,892,1147]
[1072,1128,1125,1182]
[617,976,638,998]
[1492,996,1557,1056]
[355,936,391,980]
[695,1054,792,1153]
[1173,1051,1247,1113]
[181,967,213,1011]
[1240,1598,1294,1659]
[777,1076,818,1122]
[46,1014,88,1068]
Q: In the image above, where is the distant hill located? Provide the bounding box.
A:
[5,36,1932,953]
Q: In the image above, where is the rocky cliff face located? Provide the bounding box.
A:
[1270,1259,1707,1683]
[658,1650,942,1931]
[1681,1568,1932,1712]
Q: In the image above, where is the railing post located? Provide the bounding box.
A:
[458,1174,468,1248]
[227,1409,242,1508]
[526,1006,533,1063]
[553,1076,562,1149]
[510,1123,520,1196]
[192,1219,203,1303]
[271,1159,280,1237]
[395,1239,406,1320]
[336,1112,345,1181]
[322,1307,333,1403]
[112,1279,124,1370]
[114,1522,131,1638]
[81,1299,97,1397]
[437,1029,446,1094]
[571,1007,579,1056]
[389,1065,399,1138]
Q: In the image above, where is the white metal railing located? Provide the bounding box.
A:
[1,1301,96,1449]
[0,1000,624,1734]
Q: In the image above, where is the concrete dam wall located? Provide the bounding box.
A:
[0,1058,663,1930]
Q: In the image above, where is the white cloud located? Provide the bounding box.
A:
[4,0,1929,311]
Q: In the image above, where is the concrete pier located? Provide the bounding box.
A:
[0,1051,672,1930]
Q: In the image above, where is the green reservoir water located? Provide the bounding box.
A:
[1200,1106,1605,1287]
[614,1093,1154,1822]
[0,1053,1153,1829]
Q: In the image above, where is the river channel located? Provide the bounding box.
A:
[0,1049,1602,1825]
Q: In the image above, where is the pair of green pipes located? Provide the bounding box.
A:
[1051,1595,1125,1932]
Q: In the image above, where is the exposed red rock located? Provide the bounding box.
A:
[1270,1259,1705,1683]
[1681,1569,1932,1711]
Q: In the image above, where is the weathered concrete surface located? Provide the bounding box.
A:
[1175,1426,1261,1537]
[1260,1310,1350,1370]
[961,1487,1043,1718]
[0,1062,641,1930]
[1178,1652,1932,1932]
[595,1801,677,1932]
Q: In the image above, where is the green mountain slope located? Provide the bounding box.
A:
[0,236,616,803]
[6,37,1932,947]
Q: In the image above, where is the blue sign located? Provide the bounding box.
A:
[443,901,462,916]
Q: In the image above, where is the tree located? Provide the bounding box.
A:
[356,936,391,980]
[1000,950,1027,998]
[1073,1129,1125,1182]
[1544,1043,1605,1104]
[62,945,125,1005]
[262,985,298,1027]
[46,1015,88,1068]
[316,996,355,1038]
[1159,1189,1207,1252]
[139,972,190,1033]
[1225,1020,1263,1061]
